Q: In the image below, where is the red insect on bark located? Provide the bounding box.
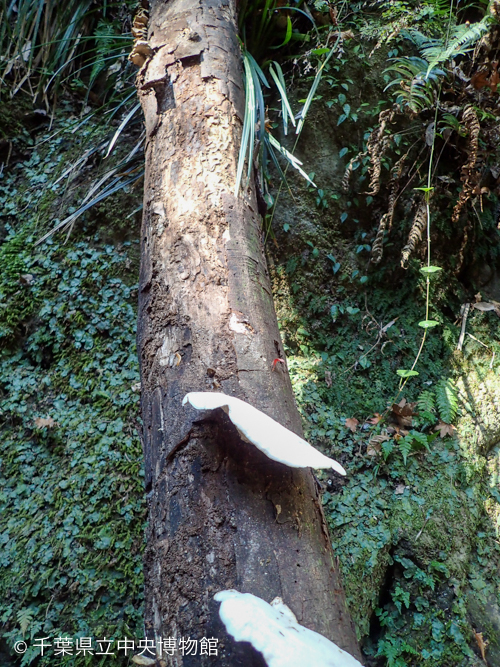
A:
[272,358,286,371]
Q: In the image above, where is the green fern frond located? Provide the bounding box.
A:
[435,378,459,423]
[422,18,492,76]
[417,389,436,415]
[377,636,419,667]
[399,436,413,465]
[381,439,394,461]
[402,28,439,51]
[16,608,33,636]
[409,429,432,452]
[384,56,444,112]
[88,20,117,92]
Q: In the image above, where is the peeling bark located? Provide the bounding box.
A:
[136,0,361,663]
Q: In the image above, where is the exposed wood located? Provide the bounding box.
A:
[136,0,361,663]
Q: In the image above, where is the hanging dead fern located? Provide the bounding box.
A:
[401,199,427,268]
[370,212,389,264]
[455,218,473,275]
[366,108,395,196]
[451,105,480,225]
[371,150,409,264]
[342,151,367,192]
[342,108,395,194]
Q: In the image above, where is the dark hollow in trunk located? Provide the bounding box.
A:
[136,0,361,663]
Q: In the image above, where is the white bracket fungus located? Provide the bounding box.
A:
[214,590,363,667]
[182,392,346,474]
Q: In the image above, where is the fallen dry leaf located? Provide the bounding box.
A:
[471,69,490,90]
[395,484,406,495]
[474,630,489,662]
[34,416,56,429]
[366,444,380,457]
[345,417,359,433]
[434,421,456,438]
[391,398,416,417]
[391,398,417,428]
[324,370,332,388]
[369,433,390,445]
[19,274,34,285]
[367,413,383,425]
[131,655,156,666]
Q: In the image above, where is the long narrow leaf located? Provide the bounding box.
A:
[250,62,266,143]
[234,51,257,195]
[105,103,141,157]
[296,36,339,135]
[263,135,290,192]
[267,133,316,186]
[35,173,143,246]
[269,61,295,135]
[269,15,292,50]
[246,51,270,89]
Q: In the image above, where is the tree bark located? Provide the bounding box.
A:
[136,0,361,663]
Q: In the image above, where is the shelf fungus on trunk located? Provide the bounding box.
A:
[215,590,364,667]
[183,392,346,474]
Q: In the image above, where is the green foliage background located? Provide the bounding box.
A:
[2,0,500,666]
[0,110,145,665]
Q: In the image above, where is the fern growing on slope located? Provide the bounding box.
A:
[422,17,493,76]
[417,389,436,423]
[384,57,444,112]
[385,11,495,109]
[435,379,459,424]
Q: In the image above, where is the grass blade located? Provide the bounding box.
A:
[267,133,315,186]
[105,102,141,157]
[269,61,295,134]
[296,35,339,135]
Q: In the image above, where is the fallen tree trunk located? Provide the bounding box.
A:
[135,0,361,662]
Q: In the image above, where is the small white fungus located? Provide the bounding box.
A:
[214,590,364,667]
[182,392,346,474]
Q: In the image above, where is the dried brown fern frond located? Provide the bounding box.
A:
[371,213,389,264]
[401,200,427,268]
[451,105,480,224]
[370,151,409,264]
[366,108,395,196]
[455,218,473,275]
[342,151,367,192]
